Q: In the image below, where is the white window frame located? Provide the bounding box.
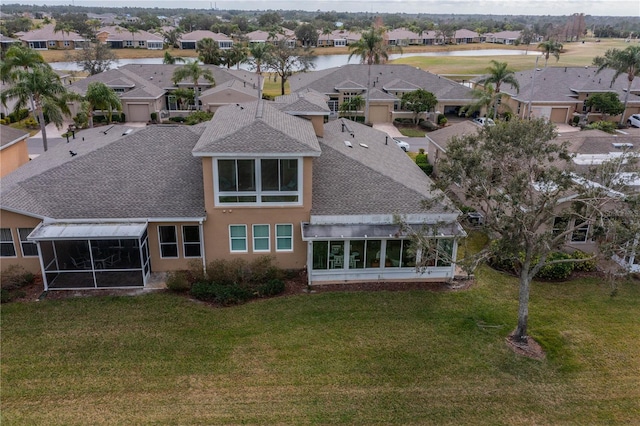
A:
[571,220,590,243]
[182,225,202,258]
[138,40,145,47]
[48,40,56,47]
[275,224,294,252]
[158,225,179,258]
[229,225,248,253]
[18,228,38,257]
[214,158,302,206]
[252,224,270,252]
[1,228,16,258]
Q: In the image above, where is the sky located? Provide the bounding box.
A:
[21,0,639,16]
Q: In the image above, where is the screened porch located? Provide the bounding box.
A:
[29,223,150,290]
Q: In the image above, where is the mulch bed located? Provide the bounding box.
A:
[506,332,546,361]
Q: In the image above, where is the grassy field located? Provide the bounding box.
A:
[2,268,639,425]
[392,39,632,76]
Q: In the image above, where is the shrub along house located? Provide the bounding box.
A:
[0,93,465,290]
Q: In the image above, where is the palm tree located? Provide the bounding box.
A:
[593,45,640,126]
[459,83,501,118]
[476,60,520,119]
[127,26,140,47]
[84,81,122,128]
[348,26,401,124]
[163,51,185,65]
[171,61,215,111]
[196,38,221,65]
[221,43,249,69]
[339,95,364,121]
[162,28,183,49]
[249,42,272,75]
[1,45,46,121]
[1,65,76,152]
[537,40,563,67]
[54,22,74,48]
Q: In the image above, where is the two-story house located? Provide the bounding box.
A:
[0,93,464,290]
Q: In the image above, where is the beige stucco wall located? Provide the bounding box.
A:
[200,156,313,270]
[0,139,29,178]
[146,221,204,272]
[0,209,43,273]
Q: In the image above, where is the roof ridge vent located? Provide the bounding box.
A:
[359,143,368,148]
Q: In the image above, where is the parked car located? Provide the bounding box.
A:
[393,138,410,152]
[627,114,640,128]
[472,117,495,127]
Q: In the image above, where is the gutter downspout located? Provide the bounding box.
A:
[199,219,206,275]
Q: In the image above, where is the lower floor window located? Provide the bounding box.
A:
[1,228,16,257]
[158,226,178,258]
[311,238,440,270]
[182,226,201,258]
[18,228,38,257]
[276,224,293,251]
[229,225,247,252]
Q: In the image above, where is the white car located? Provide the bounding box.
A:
[472,117,496,127]
[393,138,410,152]
[627,114,640,128]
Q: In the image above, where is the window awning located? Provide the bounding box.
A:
[28,223,147,241]
[301,222,466,240]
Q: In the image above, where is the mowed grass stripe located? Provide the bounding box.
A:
[2,272,639,424]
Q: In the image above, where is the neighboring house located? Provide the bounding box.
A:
[494,66,640,124]
[86,12,118,25]
[0,95,464,289]
[17,24,86,50]
[424,120,480,176]
[96,26,164,50]
[485,31,521,45]
[179,30,233,49]
[454,29,480,44]
[427,122,639,272]
[67,64,262,121]
[386,28,423,46]
[1,34,21,53]
[245,29,296,47]
[289,64,474,123]
[316,30,358,47]
[0,125,29,178]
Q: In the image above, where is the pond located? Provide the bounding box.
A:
[49,49,532,72]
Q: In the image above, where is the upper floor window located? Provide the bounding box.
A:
[216,158,301,205]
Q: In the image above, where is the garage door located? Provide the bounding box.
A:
[128,104,149,122]
[550,108,568,123]
[369,105,390,123]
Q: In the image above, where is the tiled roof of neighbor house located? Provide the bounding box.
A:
[69,64,260,100]
[98,26,164,42]
[383,78,421,91]
[179,30,232,42]
[335,80,366,90]
[317,30,359,41]
[0,125,29,149]
[274,90,331,114]
[312,119,456,216]
[290,64,474,102]
[18,24,85,41]
[193,100,322,155]
[425,121,481,152]
[487,30,521,40]
[245,30,293,42]
[455,29,479,38]
[387,28,420,40]
[500,66,640,104]
[1,125,206,219]
[0,34,20,44]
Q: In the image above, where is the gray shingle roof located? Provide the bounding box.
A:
[1,126,206,219]
[499,66,640,104]
[312,119,456,216]
[274,90,330,114]
[193,100,322,155]
[290,64,474,102]
[426,121,481,152]
[0,125,29,148]
[200,79,260,98]
[69,64,261,99]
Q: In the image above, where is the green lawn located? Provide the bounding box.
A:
[2,271,639,425]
